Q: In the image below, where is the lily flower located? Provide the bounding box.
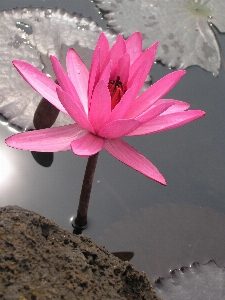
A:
[6,32,205,186]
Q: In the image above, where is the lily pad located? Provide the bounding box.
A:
[0,7,116,129]
[94,0,225,75]
[154,260,225,300]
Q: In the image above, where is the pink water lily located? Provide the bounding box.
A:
[6,32,205,185]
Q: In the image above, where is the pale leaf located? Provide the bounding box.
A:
[94,0,225,75]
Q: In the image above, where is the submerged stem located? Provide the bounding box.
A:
[73,152,99,234]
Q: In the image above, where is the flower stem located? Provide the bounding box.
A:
[72,152,99,234]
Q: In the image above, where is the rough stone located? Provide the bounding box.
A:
[0,205,161,300]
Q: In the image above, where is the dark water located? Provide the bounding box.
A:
[1,0,225,283]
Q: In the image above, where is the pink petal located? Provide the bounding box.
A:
[66,48,89,113]
[125,32,142,64]
[110,53,130,83]
[125,70,186,119]
[98,119,140,139]
[127,110,205,136]
[127,59,152,95]
[158,100,190,115]
[104,138,166,185]
[88,47,100,103]
[89,80,111,133]
[95,32,110,73]
[12,60,67,114]
[50,55,80,101]
[5,124,88,152]
[128,42,158,87]
[98,60,112,85]
[88,33,110,99]
[109,34,126,67]
[109,84,140,121]
[71,133,104,156]
[56,88,94,133]
[136,100,175,123]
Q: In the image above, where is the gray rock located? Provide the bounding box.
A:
[0,205,161,300]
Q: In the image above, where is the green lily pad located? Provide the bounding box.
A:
[94,0,225,75]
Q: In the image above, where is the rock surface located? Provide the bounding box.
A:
[0,205,161,300]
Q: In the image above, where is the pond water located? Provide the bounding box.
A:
[1,0,225,284]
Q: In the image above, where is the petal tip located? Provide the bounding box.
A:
[67,48,77,57]
[5,137,10,146]
[152,173,167,186]
[12,59,26,69]
[160,178,167,186]
[5,136,16,148]
[50,55,58,64]
[202,110,206,116]
[179,69,186,76]
[198,110,206,119]
[153,41,159,48]
[12,59,19,65]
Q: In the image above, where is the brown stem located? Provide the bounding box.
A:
[72,152,99,233]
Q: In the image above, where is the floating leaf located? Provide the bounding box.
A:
[94,0,225,75]
[0,7,116,129]
[154,260,225,300]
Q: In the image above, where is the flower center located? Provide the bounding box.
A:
[108,76,127,110]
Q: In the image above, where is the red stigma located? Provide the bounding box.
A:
[108,76,127,110]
